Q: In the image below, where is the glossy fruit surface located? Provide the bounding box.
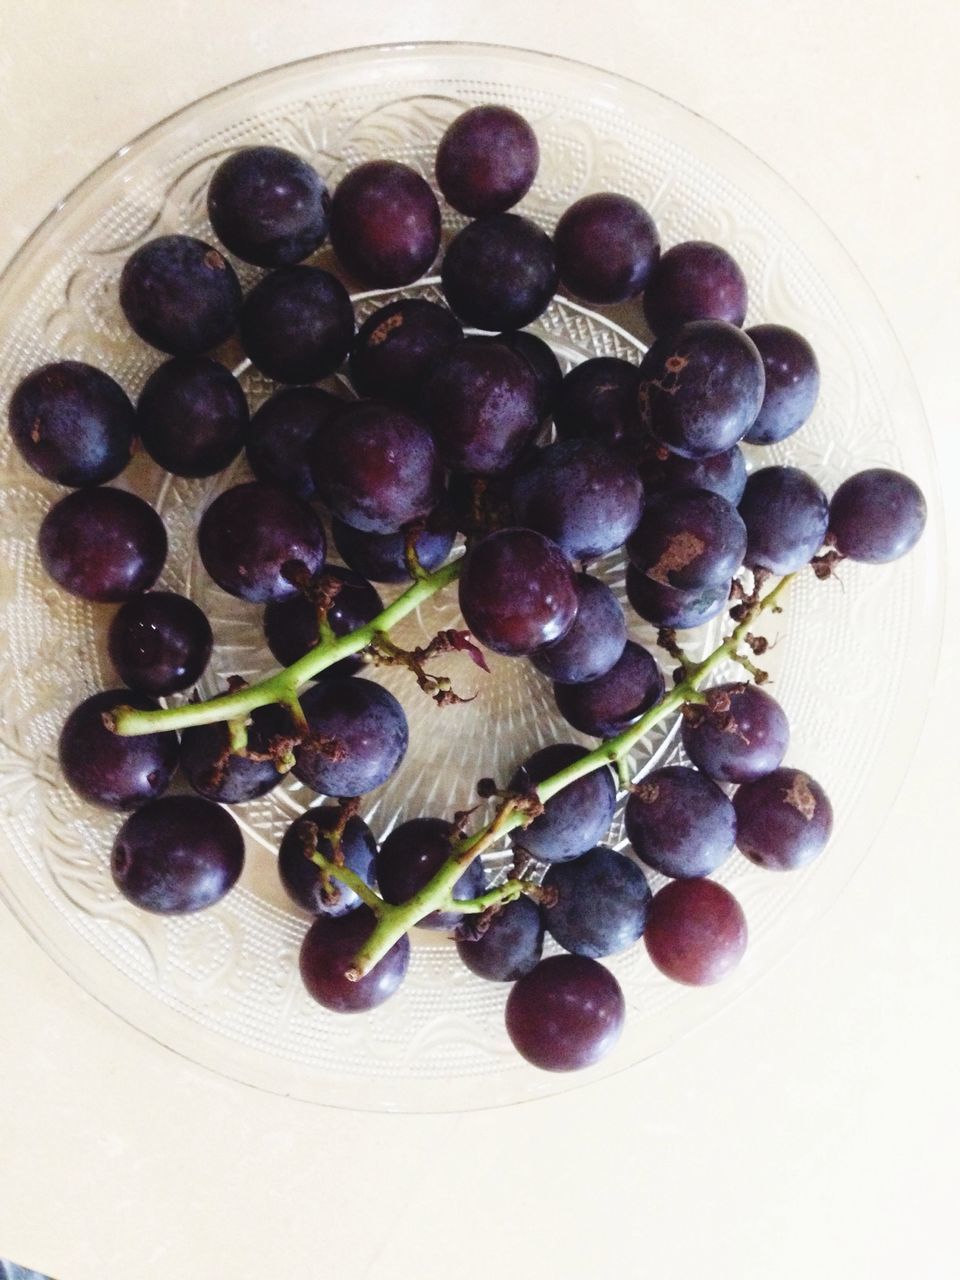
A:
[207,145,330,267]
[508,743,617,864]
[137,356,248,478]
[292,677,408,797]
[441,214,557,331]
[555,193,660,303]
[349,299,462,407]
[554,640,664,737]
[435,105,539,216]
[642,240,748,335]
[743,323,820,445]
[239,266,354,383]
[278,807,378,916]
[681,683,789,783]
[329,160,441,286]
[59,689,179,811]
[119,235,241,355]
[530,574,627,685]
[39,486,167,602]
[644,878,748,986]
[299,906,409,1012]
[108,590,213,696]
[505,955,625,1072]
[245,386,343,502]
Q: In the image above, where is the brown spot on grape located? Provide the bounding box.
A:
[647,531,706,585]
[203,249,226,271]
[783,772,816,821]
[665,354,689,374]
[634,781,659,804]
[30,417,42,443]
[368,312,404,346]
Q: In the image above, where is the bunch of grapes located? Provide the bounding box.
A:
[7,103,928,1076]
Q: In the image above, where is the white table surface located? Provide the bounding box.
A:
[1,3,957,1277]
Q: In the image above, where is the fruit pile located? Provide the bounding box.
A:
[7,103,927,1074]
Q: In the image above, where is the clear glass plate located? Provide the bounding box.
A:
[0,42,943,1111]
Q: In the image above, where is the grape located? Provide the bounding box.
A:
[828,468,927,563]
[331,510,456,585]
[207,145,330,267]
[348,299,463,407]
[739,466,829,573]
[642,240,748,335]
[136,356,248,478]
[263,566,383,677]
[197,481,325,603]
[681,682,789,783]
[239,266,354,384]
[245,386,343,502]
[39,487,167,603]
[441,214,558,331]
[640,444,747,506]
[119,235,241,356]
[375,817,485,931]
[626,564,730,630]
[455,896,544,981]
[8,360,134,487]
[554,193,660,303]
[625,765,736,878]
[508,743,617,863]
[278,806,377,916]
[553,357,645,453]
[734,767,833,870]
[639,320,765,459]
[531,574,626,685]
[108,590,213,696]
[743,324,820,445]
[329,160,441,287]
[111,795,244,914]
[293,676,408,797]
[505,954,625,1072]
[299,905,410,1012]
[644,878,747,986]
[59,689,178,811]
[554,640,664,738]
[310,400,443,534]
[509,438,645,561]
[180,702,293,804]
[458,528,578,657]
[543,845,651,958]
[435,105,539,216]
[494,330,563,421]
[626,487,746,590]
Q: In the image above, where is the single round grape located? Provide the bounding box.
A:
[555,193,660,303]
[39,487,167,603]
[626,565,730,629]
[331,511,456,584]
[455,896,544,982]
[734,767,833,871]
[495,330,563,420]
[644,878,748,986]
[743,324,820,445]
[458,528,578,657]
[263,566,383,678]
[59,689,179,811]
[638,320,765,459]
[640,444,747,506]
[681,682,789,783]
[554,640,664,738]
[828,468,927,564]
[8,360,134,487]
[441,214,558,331]
[626,487,746,590]
[348,298,463,407]
[207,145,330,267]
[293,676,408,797]
[136,356,248,478]
[625,765,736,878]
[197,481,326,603]
[435,105,539,216]
[119,235,241,356]
[299,905,410,1013]
[108,590,213,696]
[278,807,377,916]
[642,240,748,335]
[553,357,645,453]
[112,795,244,914]
[239,266,354,384]
[245,386,343,502]
[505,954,625,1072]
[508,743,617,864]
[375,817,485,931]
[180,703,293,804]
[329,160,441,287]
[739,466,829,573]
[531,574,627,685]
[544,845,651,959]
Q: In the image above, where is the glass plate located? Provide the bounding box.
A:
[0,42,943,1112]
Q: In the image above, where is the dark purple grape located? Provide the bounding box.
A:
[111,795,243,914]
[441,214,558,332]
[329,160,441,287]
[455,896,544,981]
[743,324,820,445]
[827,468,927,564]
[458,528,577,657]
[681,682,789,783]
[278,806,377,916]
[640,444,747,506]
[136,356,248,478]
[331,511,456,584]
[180,702,293,804]
[119,235,241,356]
[543,845,651,958]
[39,487,167,603]
[508,744,617,864]
[505,954,625,1072]
[299,905,409,1012]
[639,320,765,459]
[245,386,343,502]
[8,360,134,487]
[108,590,213,696]
[495,330,563,420]
[531,574,626,685]
[554,640,664,738]
[207,145,330,267]
[348,299,463,408]
[239,266,354,384]
[625,765,736,878]
[554,357,645,453]
[626,564,730,629]
[642,240,748,336]
[375,817,485,931]
[263,566,383,678]
[197,481,325,603]
[435,105,539,216]
[738,466,829,573]
[555,193,660,303]
[734,767,833,871]
[293,676,408,797]
[59,689,178,811]
[626,487,746,590]
[644,878,747,986]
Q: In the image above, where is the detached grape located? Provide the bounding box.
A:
[349,299,462,408]
[739,466,829,573]
[39,487,167,603]
[642,240,747,335]
[330,160,441,287]
[240,266,354,384]
[441,214,557,331]
[436,105,539,216]
[828,468,927,563]
[137,356,248,478]
[734,767,833,870]
[108,591,212,696]
[245,386,344,502]
[554,357,645,453]
[555,193,660,303]
[644,878,748,986]
[505,955,625,1072]
[119,235,241,356]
